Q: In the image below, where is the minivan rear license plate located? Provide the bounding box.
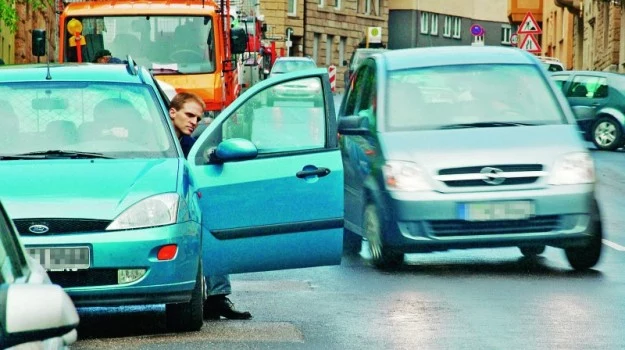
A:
[459,201,534,221]
[26,246,90,271]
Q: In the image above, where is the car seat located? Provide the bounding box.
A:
[84,98,149,146]
[45,120,78,148]
[570,84,589,98]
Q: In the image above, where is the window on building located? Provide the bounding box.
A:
[318,0,323,7]
[335,0,341,10]
[359,0,379,16]
[501,24,512,45]
[326,35,333,66]
[339,37,346,66]
[313,33,320,63]
[288,0,297,16]
[452,17,462,39]
[431,14,439,36]
[420,12,429,34]
[443,15,452,37]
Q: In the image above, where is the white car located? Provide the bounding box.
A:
[539,56,565,72]
[0,201,79,349]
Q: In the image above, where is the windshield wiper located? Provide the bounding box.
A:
[0,150,114,160]
[438,122,539,129]
[149,67,183,74]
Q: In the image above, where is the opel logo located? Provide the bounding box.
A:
[28,224,50,234]
[480,167,505,185]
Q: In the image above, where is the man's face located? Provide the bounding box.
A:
[97,55,111,63]
[169,100,203,137]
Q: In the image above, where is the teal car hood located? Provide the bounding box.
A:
[0,159,181,220]
[380,125,585,170]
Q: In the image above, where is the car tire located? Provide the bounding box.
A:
[591,116,624,151]
[363,203,403,268]
[565,220,603,271]
[166,261,205,332]
[343,229,362,255]
[519,245,545,257]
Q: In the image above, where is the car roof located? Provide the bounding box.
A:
[0,63,148,84]
[275,57,315,62]
[378,46,539,71]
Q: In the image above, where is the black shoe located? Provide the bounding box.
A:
[204,296,252,320]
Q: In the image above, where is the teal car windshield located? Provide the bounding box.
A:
[0,82,177,158]
[385,64,567,131]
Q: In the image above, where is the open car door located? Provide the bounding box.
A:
[188,68,344,275]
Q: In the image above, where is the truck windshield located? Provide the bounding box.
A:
[0,82,178,159]
[64,16,216,74]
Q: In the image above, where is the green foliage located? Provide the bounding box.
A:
[0,0,54,34]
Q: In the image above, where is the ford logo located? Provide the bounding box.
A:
[28,224,50,234]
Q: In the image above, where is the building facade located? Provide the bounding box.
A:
[259,0,388,90]
[0,2,58,64]
[543,0,575,69]
[389,0,514,50]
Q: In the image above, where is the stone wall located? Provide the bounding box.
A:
[593,1,620,71]
[14,2,58,64]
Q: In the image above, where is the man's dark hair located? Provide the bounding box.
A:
[93,49,112,63]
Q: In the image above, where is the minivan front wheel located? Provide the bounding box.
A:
[565,220,603,271]
[592,117,623,151]
[363,203,403,268]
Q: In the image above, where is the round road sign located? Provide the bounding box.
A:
[510,34,519,46]
[470,24,484,36]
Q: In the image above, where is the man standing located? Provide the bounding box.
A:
[169,91,252,320]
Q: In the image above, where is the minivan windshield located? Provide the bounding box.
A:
[385,64,567,131]
[0,82,177,159]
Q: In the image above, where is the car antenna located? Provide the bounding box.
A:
[45,34,52,80]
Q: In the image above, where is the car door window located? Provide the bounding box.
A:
[551,75,569,92]
[343,66,370,117]
[566,75,608,99]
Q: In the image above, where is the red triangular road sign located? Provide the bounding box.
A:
[519,34,542,53]
[518,12,542,34]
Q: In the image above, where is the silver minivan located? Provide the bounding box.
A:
[338,46,602,270]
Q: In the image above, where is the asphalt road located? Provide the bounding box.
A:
[71,97,625,349]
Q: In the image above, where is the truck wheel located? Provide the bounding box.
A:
[592,116,623,150]
[166,262,205,332]
[363,203,403,268]
[565,220,603,271]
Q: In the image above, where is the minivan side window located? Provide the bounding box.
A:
[566,75,608,99]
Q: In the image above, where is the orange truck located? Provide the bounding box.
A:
[57,0,248,115]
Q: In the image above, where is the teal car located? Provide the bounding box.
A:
[0,61,343,332]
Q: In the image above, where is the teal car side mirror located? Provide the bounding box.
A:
[211,138,258,163]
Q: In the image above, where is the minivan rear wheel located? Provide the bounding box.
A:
[519,245,546,257]
[363,203,403,268]
[592,117,623,151]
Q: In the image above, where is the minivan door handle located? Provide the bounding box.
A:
[296,167,331,178]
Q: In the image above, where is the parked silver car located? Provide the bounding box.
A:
[338,46,602,270]
[0,200,79,349]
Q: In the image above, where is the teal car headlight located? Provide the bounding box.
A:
[548,152,595,185]
[107,193,179,230]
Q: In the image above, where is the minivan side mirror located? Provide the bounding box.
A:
[0,284,79,349]
[32,29,47,57]
[338,115,369,135]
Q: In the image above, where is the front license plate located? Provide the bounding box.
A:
[460,201,534,221]
[26,246,91,271]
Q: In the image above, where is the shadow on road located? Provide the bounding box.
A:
[341,251,604,280]
[76,305,170,340]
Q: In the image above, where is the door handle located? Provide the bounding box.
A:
[296,167,331,178]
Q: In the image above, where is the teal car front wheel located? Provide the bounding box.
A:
[166,261,205,332]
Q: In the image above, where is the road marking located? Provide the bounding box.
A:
[602,239,625,251]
